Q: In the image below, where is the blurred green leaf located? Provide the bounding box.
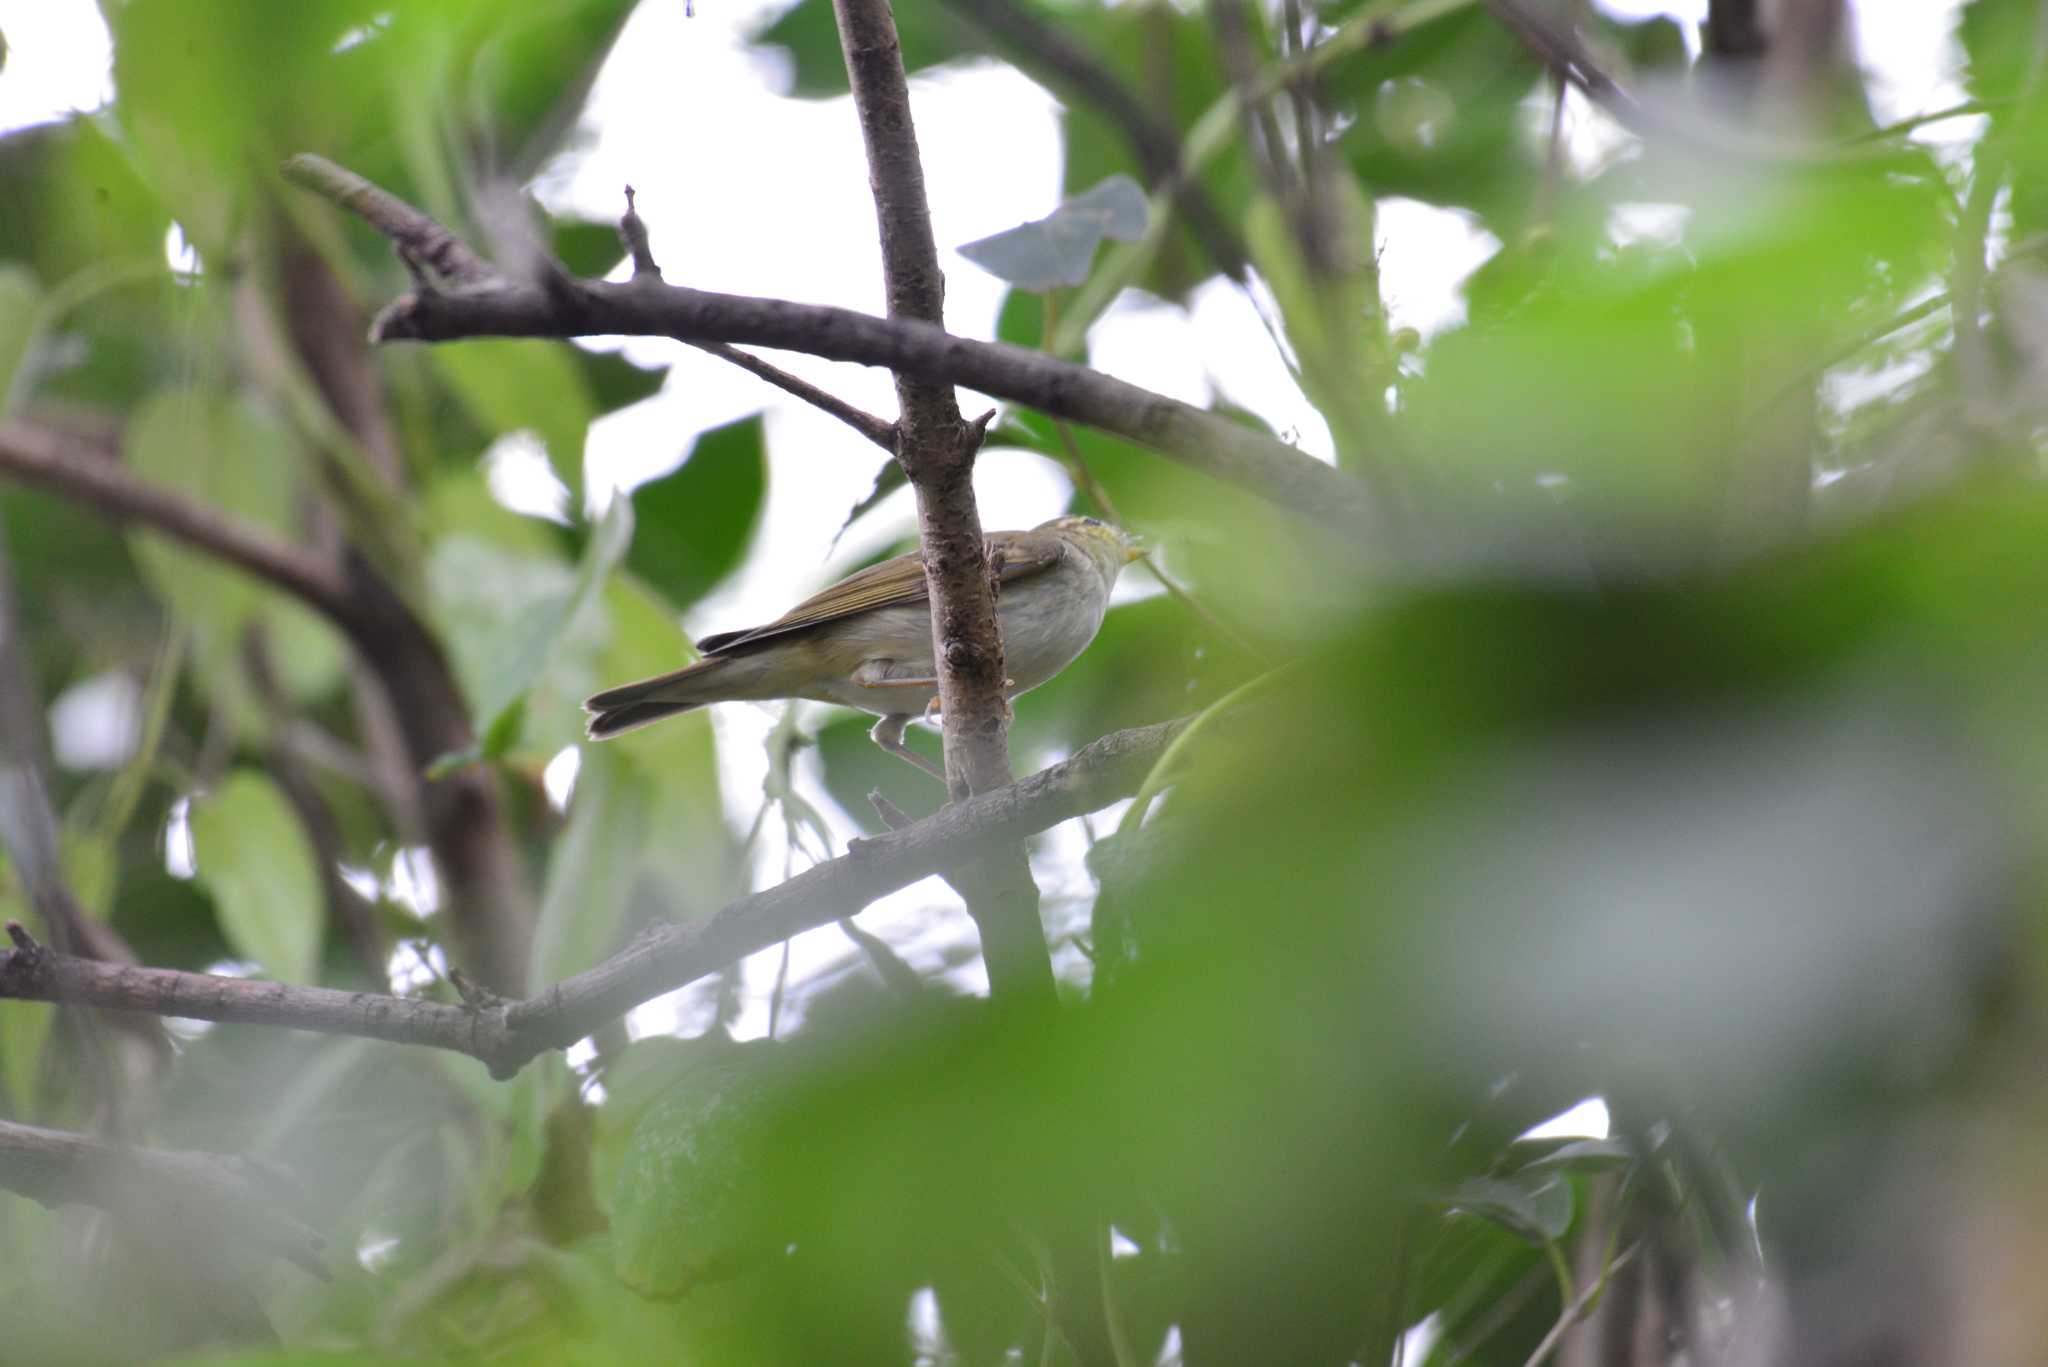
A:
[553,218,626,278]
[958,174,1148,291]
[625,414,767,613]
[125,388,296,632]
[527,742,649,992]
[750,0,980,98]
[611,1038,783,1297]
[433,339,597,497]
[1445,1176,1575,1244]
[429,496,631,750]
[0,265,41,410]
[1519,1136,1635,1173]
[188,769,323,983]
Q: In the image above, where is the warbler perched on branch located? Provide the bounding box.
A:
[584,515,1142,776]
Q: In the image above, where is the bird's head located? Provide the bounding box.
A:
[1039,514,1144,583]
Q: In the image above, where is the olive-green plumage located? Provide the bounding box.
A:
[583,516,1140,770]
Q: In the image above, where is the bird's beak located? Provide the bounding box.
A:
[1122,534,1147,563]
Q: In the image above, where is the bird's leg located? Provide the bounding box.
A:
[869,712,945,781]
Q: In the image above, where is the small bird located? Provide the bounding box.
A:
[584,515,1142,776]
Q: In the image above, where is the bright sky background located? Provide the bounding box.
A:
[0,0,1981,1051]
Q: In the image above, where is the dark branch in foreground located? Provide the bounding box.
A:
[0,719,1186,1078]
[280,154,1377,535]
[0,1116,328,1278]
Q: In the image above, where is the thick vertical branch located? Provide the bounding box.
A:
[829,3,1099,1359]
[831,0,1020,806]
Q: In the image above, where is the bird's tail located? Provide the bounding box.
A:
[584,658,729,740]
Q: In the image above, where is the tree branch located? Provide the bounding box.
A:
[690,341,899,451]
[0,420,355,623]
[0,415,532,992]
[279,154,1378,535]
[0,1115,327,1278]
[837,0,1036,804]
[0,719,1186,1077]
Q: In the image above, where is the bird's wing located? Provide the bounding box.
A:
[696,532,1063,656]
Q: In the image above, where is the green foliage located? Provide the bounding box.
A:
[624,414,768,614]
[5,1,2048,1364]
[188,770,324,983]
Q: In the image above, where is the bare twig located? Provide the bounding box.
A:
[1521,1240,1645,1367]
[279,154,492,287]
[0,719,1187,1077]
[0,1115,327,1278]
[280,153,1379,535]
[692,341,899,450]
[610,183,899,449]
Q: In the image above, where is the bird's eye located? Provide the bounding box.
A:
[1080,517,1103,528]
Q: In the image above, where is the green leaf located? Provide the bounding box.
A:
[0,264,41,411]
[125,388,296,632]
[187,769,323,984]
[749,0,980,98]
[123,388,347,721]
[1519,1137,1635,1173]
[625,414,767,612]
[429,497,632,749]
[1443,1174,1575,1244]
[958,175,1149,291]
[554,218,626,279]
[527,741,651,993]
[432,339,596,497]
[611,1039,782,1297]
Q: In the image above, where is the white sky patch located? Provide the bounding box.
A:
[1609,201,1691,249]
[356,1230,401,1272]
[1086,293,1214,409]
[1187,277,1335,459]
[482,431,572,524]
[1374,198,1501,341]
[1849,0,1974,144]
[49,669,140,770]
[908,1286,943,1361]
[543,745,583,812]
[387,937,445,994]
[164,797,196,879]
[1397,1313,1445,1367]
[164,221,202,279]
[0,0,114,132]
[386,845,441,918]
[1519,1095,1613,1142]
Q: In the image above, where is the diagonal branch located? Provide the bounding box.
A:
[0,420,355,622]
[0,1115,328,1277]
[280,154,1379,535]
[0,718,1186,1078]
[692,340,898,450]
